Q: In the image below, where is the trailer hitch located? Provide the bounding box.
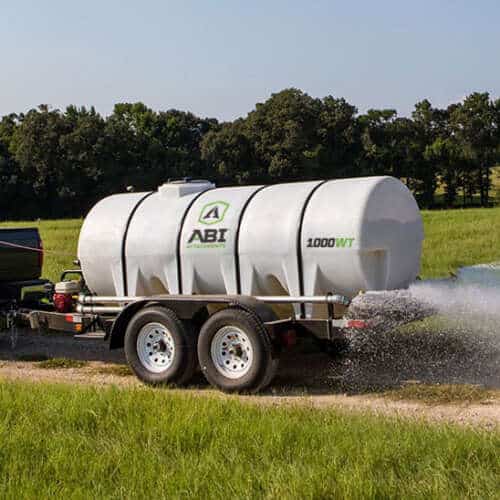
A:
[7,304,18,349]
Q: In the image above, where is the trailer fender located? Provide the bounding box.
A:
[109,297,277,350]
[109,300,155,350]
[108,299,210,349]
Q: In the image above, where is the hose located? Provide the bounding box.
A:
[0,240,74,257]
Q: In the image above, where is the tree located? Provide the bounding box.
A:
[0,114,33,218]
[104,103,217,192]
[10,106,73,217]
[358,109,398,176]
[59,106,109,215]
[201,120,257,184]
[1,89,499,218]
[448,93,499,206]
[410,100,440,207]
[244,89,323,181]
[316,96,359,178]
[202,89,360,184]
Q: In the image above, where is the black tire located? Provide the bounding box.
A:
[124,306,197,386]
[197,308,278,393]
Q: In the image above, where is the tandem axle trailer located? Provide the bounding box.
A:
[3,273,370,393]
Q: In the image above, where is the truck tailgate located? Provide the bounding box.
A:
[0,228,42,282]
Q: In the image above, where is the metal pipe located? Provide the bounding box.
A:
[78,293,350,307]
[78,294,148,304]
[255,295,350,306]
[76,304,124,314]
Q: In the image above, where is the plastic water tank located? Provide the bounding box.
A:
[78,176,423,310]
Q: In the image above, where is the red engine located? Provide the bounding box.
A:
[53,281,81,313]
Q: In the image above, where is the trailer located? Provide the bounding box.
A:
[0,229,373,393]
[2,176,424,393]
[2,269,370,392]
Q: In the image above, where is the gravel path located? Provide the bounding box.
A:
[1,327,499,429]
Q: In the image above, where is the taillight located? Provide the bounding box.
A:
[345,319,370,329]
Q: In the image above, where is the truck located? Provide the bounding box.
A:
[0,228,49,328]
[0,227,93,336]
[1,176,425,393]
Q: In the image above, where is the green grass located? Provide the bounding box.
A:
[420,207,500,278]
[38,357,88,369]
[0,381,498,499]
[386,383,497,406]
[95,364,133,377]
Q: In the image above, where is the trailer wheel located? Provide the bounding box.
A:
[124,306,197,386]
[198,308,278,393]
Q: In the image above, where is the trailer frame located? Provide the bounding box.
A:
[2,275,371,393]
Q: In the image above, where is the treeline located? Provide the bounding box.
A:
[1,89,499,219]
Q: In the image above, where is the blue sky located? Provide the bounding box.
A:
[1,0,499,121]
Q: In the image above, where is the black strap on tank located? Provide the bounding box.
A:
[296,180,328,319]
[121,191,155,296]
[176,187,215,294]
[234,185,270,295]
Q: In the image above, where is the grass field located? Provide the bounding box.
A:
[421,207,500,277]
[0,382,498,499]
[1,210,500,498]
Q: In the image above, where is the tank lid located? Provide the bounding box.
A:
[158,179,214,198]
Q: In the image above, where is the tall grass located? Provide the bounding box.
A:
[0,381,498,499]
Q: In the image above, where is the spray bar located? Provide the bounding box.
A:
[76,293,351,314]
[78,293,350,305]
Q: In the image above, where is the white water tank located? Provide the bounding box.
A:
[78,177,423,315]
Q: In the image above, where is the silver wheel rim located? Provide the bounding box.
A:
[210,326,254,379]
[136,322,175,373]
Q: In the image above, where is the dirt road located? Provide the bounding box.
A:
[1,327,499,428]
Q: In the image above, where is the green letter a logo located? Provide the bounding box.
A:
[199,201,229,225]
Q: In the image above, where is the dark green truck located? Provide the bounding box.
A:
[0,228,95,337]
[0,228,44,304]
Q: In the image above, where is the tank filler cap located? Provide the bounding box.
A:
[158,179,214,198]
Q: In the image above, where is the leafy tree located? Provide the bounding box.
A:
[448,93,499,206]
[316,96,359,178]
[358,109,398,176]
[10,106,73,217]
[1,89,499,218]
[410,100,440,206]
[0,114,34,217]
[201,120,257,184]
[244,89,323,180]
[59,106,109,215]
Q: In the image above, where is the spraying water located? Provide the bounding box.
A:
[410,264,500,321]
[322,266,500,393]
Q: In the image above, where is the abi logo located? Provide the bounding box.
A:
[199,201,229,225]
[187,200,230,248]
[188,228,228,244]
